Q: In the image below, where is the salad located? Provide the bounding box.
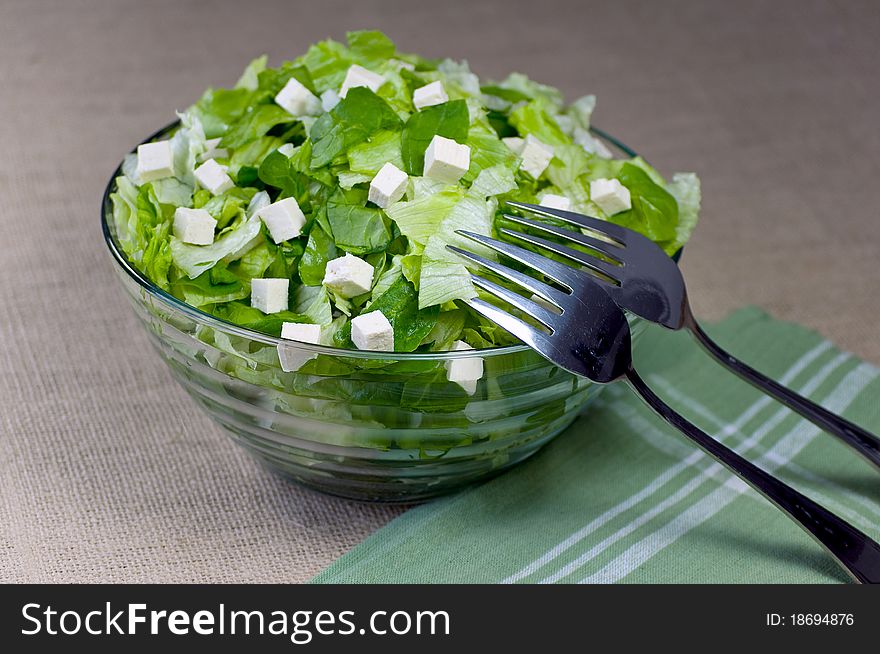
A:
[111,30,700,370]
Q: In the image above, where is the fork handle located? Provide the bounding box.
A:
[683,311,880,470]
[625,367,880,583]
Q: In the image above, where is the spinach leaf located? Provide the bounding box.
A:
[611,162,678,243]
[298,224,338,285]
[309,87,402,168]
[400,99,469,175]
[335,277,439,352]
[325,189,392,255]
[258,150,310,203]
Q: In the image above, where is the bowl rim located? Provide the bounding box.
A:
[101,121,659,361]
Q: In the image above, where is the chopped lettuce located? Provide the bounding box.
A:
[112,30,700,356]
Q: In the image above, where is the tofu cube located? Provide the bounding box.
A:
[351,310,394,352]
[136,140,175,182]
[444,340,483,396]
[424,135,471,183]
[320,89,340,112]
[277,322,322,372]
[194,158,234,196]
[369,162,408,208]
[257,197,306,244]
[519,135,555,179]
[275,77,322,117]
[172,207,217,245]
[323,253,375,298]
[590,178,632,216]
[413,81,448,110]
[251,278,289,314]
[339,65,386,98]
[199,137,229,162]
[502,136,524,154]
[539,193,572,212]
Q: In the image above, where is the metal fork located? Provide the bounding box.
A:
[498,201,880,470]
[448,233,880,583]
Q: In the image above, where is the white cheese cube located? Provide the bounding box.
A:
[351,310,394,352]
[277,143,296,157]
[320,89,340,112]
[323,253,375,298]
[257,197,306,244]
[275,77,322,117]
[368,162,408,208]
[277,322,321,372]
[136,141,175,182]
[339,65,386,98]
[251,278,289,314]
[413,81,448,110]
[445,340,483,396]
[590,178,632,216]
[501,136,524,154]
[172,207,217,245]
[199,137,229,162]
[539,193,572,212]
[519,135,554,179]
[193,158,234,196]
[424,135,471,183]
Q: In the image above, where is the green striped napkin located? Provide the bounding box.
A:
[313,308,880,584]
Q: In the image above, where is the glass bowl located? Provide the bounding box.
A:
[101,124,652,502]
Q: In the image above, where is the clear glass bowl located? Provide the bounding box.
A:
[101,124,650,502]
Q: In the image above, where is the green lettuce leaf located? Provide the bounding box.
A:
[298,223,338,285]
[400,99,469,175]
[309,87,402,167]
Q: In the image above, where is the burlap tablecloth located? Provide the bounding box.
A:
[1,0,877,583]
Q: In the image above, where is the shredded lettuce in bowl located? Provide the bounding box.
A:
[110,30,700,353]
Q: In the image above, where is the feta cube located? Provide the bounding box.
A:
[320,89,340,112]
[275,77,322,117]
[277,322,321,372]
[502,136,524,154]
[193,158,234,196]
[339,65,386,98]
[519,135,554,179]
[251,278,289,314]
[323,253,374,298]
[445,340,483,396]
[351,310,394,352]
[257,197,306,244]
[424,135,471,183]
[199,137,229,162]
[590,178,632,216]
[369,162,408,208]
[172,207,217,245]
[413,81,448,110]
[136,140,174,182]
[277,143,296,157]
[539,193,572,212]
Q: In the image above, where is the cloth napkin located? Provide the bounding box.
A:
[313,308,880,583]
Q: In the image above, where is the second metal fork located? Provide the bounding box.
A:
[448,233,880,583]
[494,201,880,470]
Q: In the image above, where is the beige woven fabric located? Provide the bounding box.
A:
[1,0,877,583]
